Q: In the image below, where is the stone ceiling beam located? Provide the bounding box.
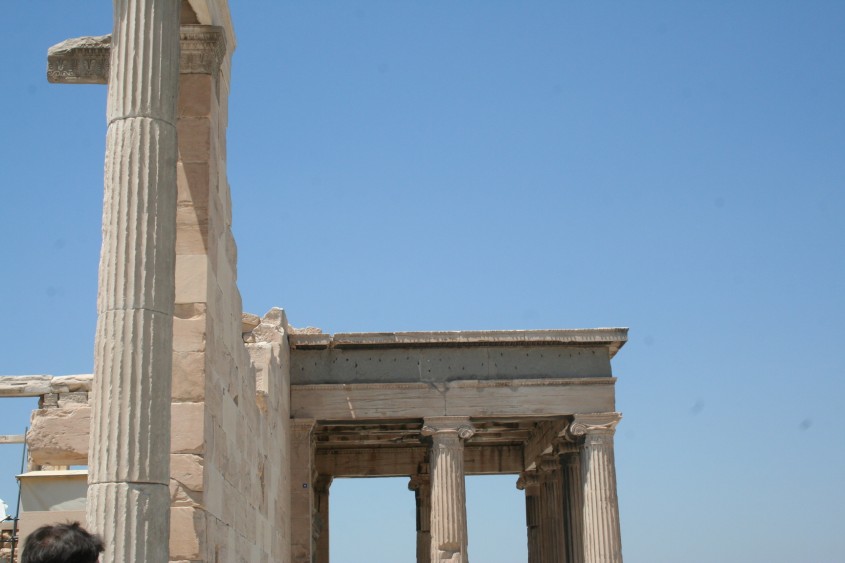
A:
[522,418,570,471]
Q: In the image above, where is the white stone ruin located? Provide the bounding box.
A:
[1,1,627,561]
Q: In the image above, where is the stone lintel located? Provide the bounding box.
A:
[292,378,616,420]
[47,25,226,84]
[289,328,628,358]
[0,434,26,444]
[315,445,523,477]
[0,374,93,397]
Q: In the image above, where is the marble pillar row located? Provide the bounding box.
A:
[422,417,475,563]
[538,455,566,563]
[87,1,180,562]
[569,413,623,563]
[409,473,432,563]
[560,445,584,563]
[516,471,542,563]
[314,475,333,563]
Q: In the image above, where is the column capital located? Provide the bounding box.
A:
[567,413,622,439]
[422,416,475,440]
[179,25,227,75]
[537,454,561,474]
[409,473,431,492]
[516,470,540,491]
[556,440,580,455]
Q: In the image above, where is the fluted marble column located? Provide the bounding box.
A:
[569,413,623,563]
[409,473,432,563]
[516,471,542,563]
[87,1,180,562]
[558,442,584,563]
[422,417,475,563]
[560,445,584,563]
[538,455,565,563]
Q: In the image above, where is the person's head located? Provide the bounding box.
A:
[21,522,104,563]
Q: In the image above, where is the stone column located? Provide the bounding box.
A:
[290,420,317,563]
[314,475,333,563]
[560,444,584,563]
[86,1,180,562]
[538,455,565,563]
[422,417,475,563]
[409,472,432,563]
[516,471,542,563]
[569,413,623,563]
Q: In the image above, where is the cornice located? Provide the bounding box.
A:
[289,328,628,357]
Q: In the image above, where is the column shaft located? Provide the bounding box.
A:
[87,1,180,562]
[423,417,475,563]
[410,474,432,563]
[538,456,565,563]
[517,472,542,563]
[561,450,584,563]
[570,414,623,563]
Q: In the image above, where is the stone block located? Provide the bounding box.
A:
[178,73,213,117]
[28,407,90,466]
[170,480,203,508]
[173,317,206,353]
[177,161,211,210]
[171,402,205,454]
[57,391,89,408]
[178,117,211,163]
[175,254,208,304]
[176,205,209,255]
[172,351,206,402]
[171,453,204,492]
[170,506,205,561]
[40,393,59,408]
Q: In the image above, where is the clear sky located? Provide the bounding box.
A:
[2,2,844,562]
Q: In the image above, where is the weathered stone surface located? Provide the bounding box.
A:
[58,391,89,408]
[171,454,204,492]
[47,35,110,84]
[292,378,615,420]
[28,407,90,466]
[241,312,260,334]
[0,374,92,397]
[291,344,616,385]
[86,482,170,563]
[172,351,206,402]
[172,402,205,454]
[174,317,207,353]
[170,506,204,561]
[176,254,209,304]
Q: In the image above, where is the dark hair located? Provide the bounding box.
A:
[21,522,104,563]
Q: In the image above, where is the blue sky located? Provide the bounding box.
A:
[2,2,844,561]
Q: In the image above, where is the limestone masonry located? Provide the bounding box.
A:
[1,1,627,562]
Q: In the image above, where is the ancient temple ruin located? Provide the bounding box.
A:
[0,1,627,562]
